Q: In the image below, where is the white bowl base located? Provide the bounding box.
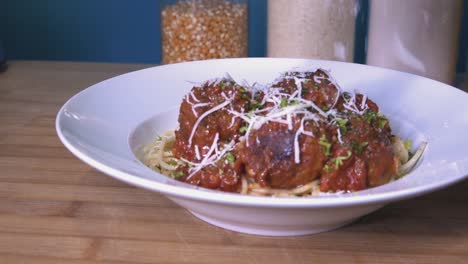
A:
[189,210,357,236]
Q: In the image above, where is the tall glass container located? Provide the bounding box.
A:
[161,0,248,64]
[367,0,463,84]
[267,0,359,62]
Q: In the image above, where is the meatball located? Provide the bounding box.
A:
[320,147,367,192]
[172,79,250,192]
[236,117,328,189]
[272,69,340,111]
[301,70,340,111]
[320,108,397,192]
[180,158,243,192]
[173,79,250,161]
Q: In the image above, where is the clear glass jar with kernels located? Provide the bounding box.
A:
[161,0,248,64]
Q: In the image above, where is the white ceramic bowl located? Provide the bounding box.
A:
[56,58,468,236]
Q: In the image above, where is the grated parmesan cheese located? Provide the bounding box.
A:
[183,68,366,172]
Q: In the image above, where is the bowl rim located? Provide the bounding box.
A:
[55,58,468,209]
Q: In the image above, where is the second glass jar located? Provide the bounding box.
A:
[267,0,358,62]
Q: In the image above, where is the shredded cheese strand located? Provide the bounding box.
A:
[186,133,220,179]
[194,145,201,160]
[188,100,231,146]
[189,91,200,102]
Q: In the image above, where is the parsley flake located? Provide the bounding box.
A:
[379,119,388,128]
[319,135,331,156]
[352,141,368,154]
[364,110,378,124]
[173,171,185,179]
[225,152,235,163]
[280,98,288,108]
[404,139,412,151]
[334,150,352,169]
[336,118,348,134]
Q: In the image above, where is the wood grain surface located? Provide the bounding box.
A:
[0,61,467,264]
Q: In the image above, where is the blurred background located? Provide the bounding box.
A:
[0,0,466,84]
[0,0,265,63]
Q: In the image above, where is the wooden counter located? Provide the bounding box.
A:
[1,61,467,263]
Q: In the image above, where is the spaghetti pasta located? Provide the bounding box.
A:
[141,130,425,197]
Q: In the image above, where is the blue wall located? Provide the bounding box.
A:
[457,0,468,73]
[1,0,160,63]
[0,0,466,71]
[0,0,266,63]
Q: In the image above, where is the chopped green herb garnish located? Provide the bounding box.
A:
[225,152,235,163]
[219,81,225,89]
[364,110,378,124]
[334,150,352,169]
[404,139,412,151]
[336,118,348,134]
[290,100,300,105]
[324,164,331,173]
[239,126,248,133]
[168,159,178,166]
[379,119,388,128]
[319,135,331,156]
[173,171,185,179]
[249,101,263,110]
[336,118,347,127]
[352,141,368,154]
[280,98,288,108]
[218,168,225,174]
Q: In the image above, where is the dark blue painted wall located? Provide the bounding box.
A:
[457,0,468,73]
[0,0,465,71]
[1,0,161,63]
[0,0,266,63]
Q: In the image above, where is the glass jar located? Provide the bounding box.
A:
[267,0,359,62]
[161,0,248,64]
[366,0,463,84]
